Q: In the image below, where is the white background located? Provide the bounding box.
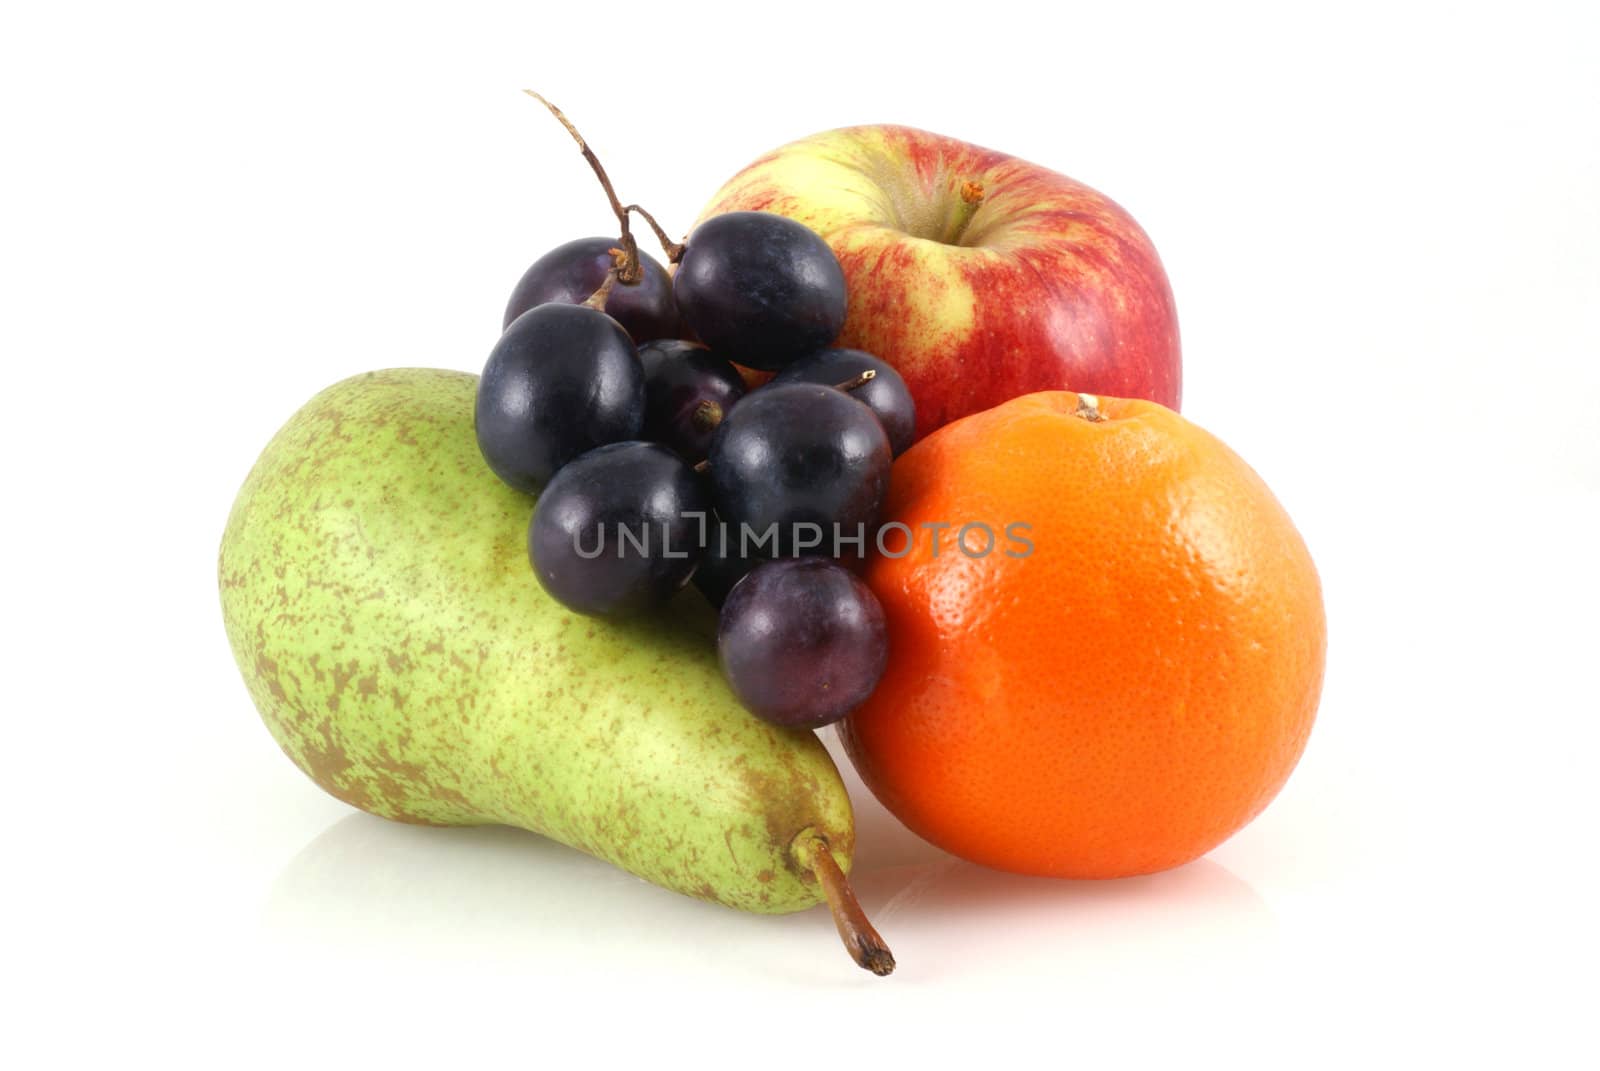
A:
[5,1,1597,1066]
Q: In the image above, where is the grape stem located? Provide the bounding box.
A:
[681,369,870,473]
[626,203,686,264]
[833,369,877,393]
[691,399,724,433]
[582,260,621,311]
[523,90,644,285]
[792,831,896,976]
[523,91,687,280]
[688,373,875,475]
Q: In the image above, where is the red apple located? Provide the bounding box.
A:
[696,125,1180,439]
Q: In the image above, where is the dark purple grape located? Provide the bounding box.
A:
[637,340,746,463]
[772,348,916,457]
[708,383,889,559]
[529,442,708,616]
[717,559,888,728]
[476,303,644,494]
[693,516,759,609]
[673,212,847,371]
[504,237,679,343]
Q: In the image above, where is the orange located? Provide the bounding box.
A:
[839,391,1326,878]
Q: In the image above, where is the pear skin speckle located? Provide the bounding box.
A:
[219,368,854,913]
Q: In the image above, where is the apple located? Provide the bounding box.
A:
[695,125,1180,439]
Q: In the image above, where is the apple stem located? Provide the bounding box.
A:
[523,90,647,285]
[626,203,686,265]
[833,369,877,393]
[945,180,987,246]
[792,832,895,976]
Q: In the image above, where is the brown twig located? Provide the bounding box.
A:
[523,90,643,284]
[626,203,686,264]
[794,832,895,976]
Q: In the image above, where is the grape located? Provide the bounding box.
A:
[529,442,708,616]
[692,515,759,609]
[637,340,747,464]
[475,303,644,494]
[772,348,917,457]
[717,558,889,729]
[503,237,679,343]
[673,212,847,371]
[708,383,890,559]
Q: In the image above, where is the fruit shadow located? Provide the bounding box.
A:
[826,735,1280,983]
[849,850,1279,985]
[266,785,1276,987]
[263,812,878,986]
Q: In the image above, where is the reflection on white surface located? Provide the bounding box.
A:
[264,789,1276,988]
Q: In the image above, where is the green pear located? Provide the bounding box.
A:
[219,368,890,972]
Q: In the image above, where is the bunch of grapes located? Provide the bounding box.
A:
[474,96,916,731]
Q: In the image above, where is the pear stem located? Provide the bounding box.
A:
[794,833,895,976]
[523,90,644,285]
[945,180,986,245]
